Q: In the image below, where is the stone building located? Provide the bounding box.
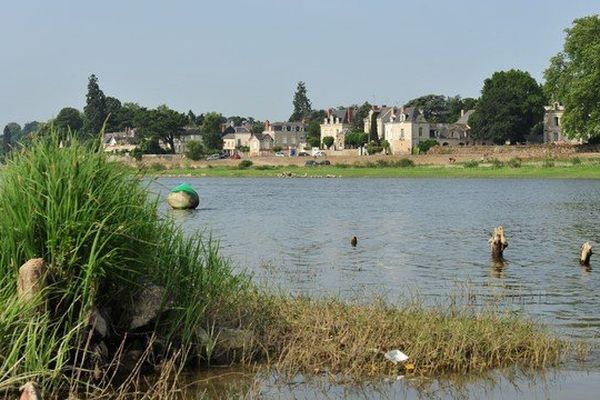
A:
[320,108,353,149]
[248,133,274,156]
[264,120,308,150]
[382,107,430,154]
[543,103,570,143]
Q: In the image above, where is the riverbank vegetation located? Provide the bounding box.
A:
[0,134,578,398]
[147,157,600,179]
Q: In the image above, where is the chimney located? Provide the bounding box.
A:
[460,109,465,117]
[264,120,270,131]
[347,107,352,123]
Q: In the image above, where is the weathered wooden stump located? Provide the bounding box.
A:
[19,382,41,400]
[489,226,508,259]
[17,258,47,304]
[580,242,593,266]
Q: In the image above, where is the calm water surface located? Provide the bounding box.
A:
[153,177,600,398]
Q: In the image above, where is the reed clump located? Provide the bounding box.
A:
[0,132,249,397]
[242,295,565,380]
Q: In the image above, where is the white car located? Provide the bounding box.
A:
[275,151,286,157]
[313,150,326,157]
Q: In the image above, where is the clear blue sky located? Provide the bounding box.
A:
[1,0,598,128]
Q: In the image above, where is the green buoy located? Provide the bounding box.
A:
[167,183,200,209]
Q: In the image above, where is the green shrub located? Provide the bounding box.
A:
[322,136,334,148]
[464,160,479,168]
[255,165,275,170]
[570,157,582,165]
[238,159,253,169]
[395,158,415,168]
[185,140,206,161]
[543,159,555,168]
[149,162,167,171]
[490,158,504,168]
[417,139,439,153]
[507,157,522,168]
[272,145,283,153]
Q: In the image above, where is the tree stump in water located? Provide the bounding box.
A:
[489,226,508,259]
[17,258,47,304]
[580,242,593,266]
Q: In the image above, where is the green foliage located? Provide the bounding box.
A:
[345,131,369,148]
[507,157,522,168]
[273,145,283,153]
[201,112,226,150]
[490,158,504,168]
[22,121,41,136]
[2,122,21,154]
[55,107,84,133]
[136,105,188,154]
[306,120,321,145]
[238,159,253,169]
[417,139,439,153]
[469,69,546,144]
[104,96,122,132]
[543,15,600,139]
[0,132,249,392]
[185,140,206,161]
[351,102,372,132]
[322,136,334,148]
[570,156,582,165]
[464,160,479,168]
[307,136,320,148]
[239,145,250,153]
[543,159,556,168]
[367,141,382,155]
[289,81,312,121]
[83,74,107,136]
[404,95,478,123]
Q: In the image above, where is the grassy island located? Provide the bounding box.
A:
[0,135,575,399]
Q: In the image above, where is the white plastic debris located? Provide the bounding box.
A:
[384,349,409,364]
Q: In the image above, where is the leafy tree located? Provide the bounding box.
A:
[289,81,312,121]
[135,105,187,153]
[307,136,320,148]
[322,136,334,148]
[417,139,439,153]
[55,107,84,133]
[251,122,264,134]
[351,102,372,132]
[119,102,144,131]
[201,112,226,150]
[306,120,321,145]
[344,131,368,148]
[543,15,600,139]
[2,122,21,154]
[83,74,107,136]
[273,145,283,153]
[21,121,41,136]
[187,110,197,126]
[469,69,546,144]
[381,139,390,154]
[185,140,206,161]
[104,96,123,132]
[239,145,250,153]
[405,95,478,123]
[369,114,378,142]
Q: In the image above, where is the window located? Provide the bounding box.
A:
[287,126,291,131]
[400,128,404,138]
[553,132,559,141]
[554,116,560,127]
[295,126,300,132]
[419,127,423,137]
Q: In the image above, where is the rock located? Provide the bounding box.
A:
[129,285,170,330]
[167,184,199,209]
[86,307,109,338]
[489,226,508,259]
[17,258,47,303]
[580,242,593,266]
[19,382,42,400]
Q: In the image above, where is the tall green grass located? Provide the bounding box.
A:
[0,132,248,395]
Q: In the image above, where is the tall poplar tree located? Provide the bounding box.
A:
[83,74,107,136]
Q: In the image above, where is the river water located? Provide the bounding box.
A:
[154,177,600,399]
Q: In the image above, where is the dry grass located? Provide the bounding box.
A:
[241,295,566,381]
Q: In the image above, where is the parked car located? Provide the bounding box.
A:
[316,160,331,166]
[298,151,310,157]
[229,153,241,160]
[206,153,221,161]
[275,151,286,157]
[304,160,317,167]
[313,150,326,157]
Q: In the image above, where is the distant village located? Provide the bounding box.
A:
[104,102,572,157]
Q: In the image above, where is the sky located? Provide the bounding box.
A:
[1,0,598,128]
